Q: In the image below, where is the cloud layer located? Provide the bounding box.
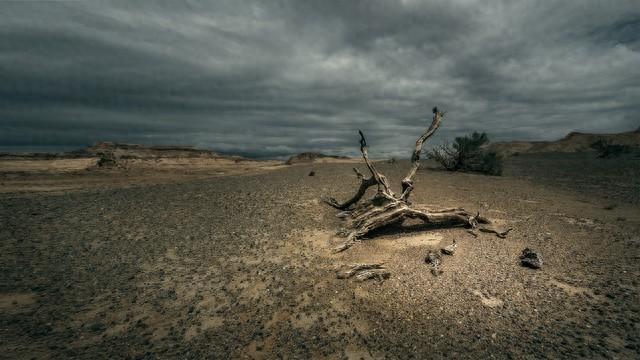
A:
[1,0,639,157]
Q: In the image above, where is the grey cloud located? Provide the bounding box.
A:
[1,0,639,158]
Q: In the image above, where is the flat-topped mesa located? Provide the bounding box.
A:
[323,107,498,253]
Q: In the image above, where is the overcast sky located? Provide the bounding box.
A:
[1,1,639,158]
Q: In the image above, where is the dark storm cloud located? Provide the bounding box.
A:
[1,0,639,158]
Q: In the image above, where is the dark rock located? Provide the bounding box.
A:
[308,170,315,176]
[520,248,542,269]
[158,289,177,300]
[31,324,53,337]
[425,251,443,276]
[89,322,106,333]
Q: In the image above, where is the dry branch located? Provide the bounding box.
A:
[354,270,391,281]
[323,168,377,210]
[336,263,385,278]
[400,107,443,201]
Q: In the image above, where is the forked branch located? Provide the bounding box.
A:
[358,130,394,197]
[323,168,377,210]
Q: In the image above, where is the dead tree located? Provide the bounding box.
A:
[324,107,495,252]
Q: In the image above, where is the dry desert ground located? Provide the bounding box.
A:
[1,153,640,359]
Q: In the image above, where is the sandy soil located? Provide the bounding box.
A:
[0,158,285,194]
[0,159,100,173]
[1,155,639,359]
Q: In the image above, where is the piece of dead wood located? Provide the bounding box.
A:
[336,263,387,280]
[324,107,501,253]
[354,269,391,281]
[479,226,513,238]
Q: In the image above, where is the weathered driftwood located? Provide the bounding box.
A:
[324,107,497,253]
[336,263,390,281]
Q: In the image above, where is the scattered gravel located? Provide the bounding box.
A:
[1,158,639,359]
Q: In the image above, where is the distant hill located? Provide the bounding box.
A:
[76,142,233,159]
[0,142,255,172]
[285,152,351,165]
[72,142,252,168]
[487,127,640,157]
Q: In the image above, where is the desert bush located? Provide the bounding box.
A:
[426,131,503,175]
[589,139,630,158]
[96,152,117,167]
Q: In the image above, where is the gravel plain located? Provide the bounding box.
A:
[1,155,639,359]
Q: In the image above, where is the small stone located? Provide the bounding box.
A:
[425,251,443,276]
[425,251,441,264]
[89,322,106,333]
[520,248,542,269]
[441,240,457,255]
[308,170,315,176]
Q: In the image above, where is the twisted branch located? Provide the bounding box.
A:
[400,107,443,201]
[323,168,377,210]
[358,130,394,197]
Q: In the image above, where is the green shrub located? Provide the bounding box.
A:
[426,131,503,175]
